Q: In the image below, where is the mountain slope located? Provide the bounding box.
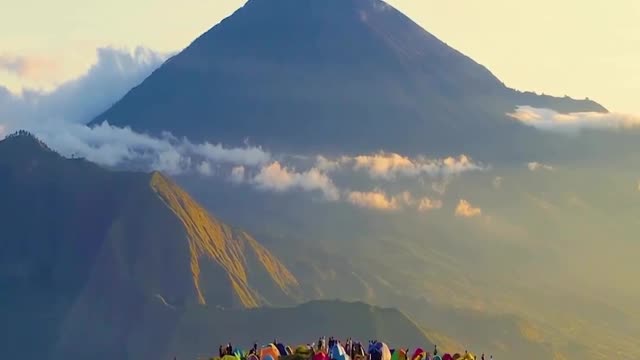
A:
[0,132,300,359]
[93,0,605,158]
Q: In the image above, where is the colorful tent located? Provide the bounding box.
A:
[369,342,392,360]
[411,348,425,360]
[314,352,329,360]
[222,355,240,360]
[331,344,350,360]
[276,343,288,357]
[234,349,245,360]
[432,356,442,360]
[399,349,408,360]
[391,349,407,360]
[442,354,453,360]
[296,345,314,357]
[261,344,280,360]
[460,353,475,360]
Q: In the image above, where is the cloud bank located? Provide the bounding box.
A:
[508,106,640,134]
[0,47,168,125]
[1,45,482,215]
[250,162,340,201]
[316,152,482,180]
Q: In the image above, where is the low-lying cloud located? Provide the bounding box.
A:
[455,199,482,218]
[508,106,640,134]
[347,190,400,211]
[250,162,340,201]
[1,45,481,216]
[316,152,482,180]
[527,162,554,172]
[1,120,271,175]
[346,189,442,212]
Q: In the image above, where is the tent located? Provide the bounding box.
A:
[247,355,260,360]
[330,344,351,360]
[286,346,293,355]
[296,345,314,357]
[398,349,408,360]
[411,348,425,360]
[391,349,407,360]
[314,352,329,360]
[261,344,281,360]
[460,353,475,360]
[234,350,245,360]
[222,355,240,360]
[442,354,453,360]
[432,356,442,360]
[368,342,391,360]
[276,343,288,356]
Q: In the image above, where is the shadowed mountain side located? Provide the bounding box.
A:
[0,132,300,359]
[93,0,605,159]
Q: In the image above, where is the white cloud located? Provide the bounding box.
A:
[455,199,482,218]
[230,166,245,184]
[315,155,341,172]
[527,162,554,172]
[345,190,442,212]
[0,120,271,176]
[508,106,640,134]
[189,141,270,167]
[252,162,340,201]
[319,152,482,180]
[417,197,443,212]
[0,47,168,125]
[197,161,213,176]
[347,190,399,211]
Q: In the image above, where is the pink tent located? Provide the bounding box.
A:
[411,348,425,360]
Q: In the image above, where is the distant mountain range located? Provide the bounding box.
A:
[93,0,604,159]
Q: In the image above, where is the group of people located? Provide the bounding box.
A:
[213,338,493,360]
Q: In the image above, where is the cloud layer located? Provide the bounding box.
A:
[316,153,482,180]
[250,162,340,201]
[1,46,483,215]
[0,47,168,125]
[508,106,640,134]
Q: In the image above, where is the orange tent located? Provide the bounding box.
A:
[260,344,280,360]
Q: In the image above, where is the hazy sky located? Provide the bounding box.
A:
[1,0,638,112]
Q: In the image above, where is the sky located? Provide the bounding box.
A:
[1,0,638,113]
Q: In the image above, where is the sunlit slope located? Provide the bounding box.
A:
[150,172,299,307]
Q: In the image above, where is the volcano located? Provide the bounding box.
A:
[93,0,605,157]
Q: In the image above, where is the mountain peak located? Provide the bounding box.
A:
[1,130,54,153]
[94,0,605,158]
